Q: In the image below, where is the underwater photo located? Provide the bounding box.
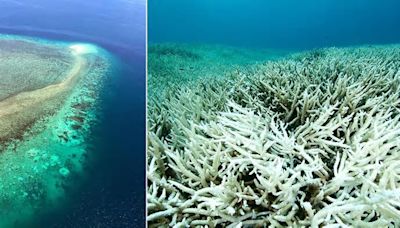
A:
[147,0,400,227]
[0,0,145,227]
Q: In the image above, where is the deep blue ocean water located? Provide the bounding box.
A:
[0,0,145,227]
[149,0,400,50]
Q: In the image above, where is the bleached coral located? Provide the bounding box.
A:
[147,45,400,227]
[148,43,289,98]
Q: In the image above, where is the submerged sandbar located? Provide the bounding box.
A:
[0,40,87,142]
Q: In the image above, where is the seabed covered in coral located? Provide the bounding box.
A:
[147,44,400,227]
[0,34,110,226]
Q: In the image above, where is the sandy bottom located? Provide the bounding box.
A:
[0,35,110,226]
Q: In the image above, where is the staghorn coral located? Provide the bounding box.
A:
[148,43,290,98]
[147,45,400,227]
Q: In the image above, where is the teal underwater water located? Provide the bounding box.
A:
[149,0,400,50]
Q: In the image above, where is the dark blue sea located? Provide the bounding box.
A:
[149,0,400,50]
[0,0,145,227]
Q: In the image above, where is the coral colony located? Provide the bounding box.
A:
[148,44,400,227]
[0,35,109,226]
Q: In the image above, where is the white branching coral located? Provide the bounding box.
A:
[147,45,400,227]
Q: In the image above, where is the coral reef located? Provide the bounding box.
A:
[147,45,400,227]
[148,43,290,98]
[0,35,110,226]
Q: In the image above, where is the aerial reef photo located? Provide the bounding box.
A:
[0,0,145,227]
[147,1,400,227]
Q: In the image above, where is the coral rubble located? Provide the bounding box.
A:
[147,45,400,227]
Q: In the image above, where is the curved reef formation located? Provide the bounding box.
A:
[0,35,110,226]
[148,44,400,227]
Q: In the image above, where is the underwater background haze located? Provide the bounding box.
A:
[149,0,400,50]
[0,0,145,227]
